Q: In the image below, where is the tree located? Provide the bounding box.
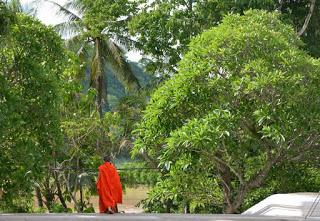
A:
[133,10,320,213]
[129,0,233,74]
[0,10,66,211]
[42,0,140,117]
[129,0,320,75]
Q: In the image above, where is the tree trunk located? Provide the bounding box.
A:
[215,153,233,213]
[165,199,172,213]
[222,152,283,214]
[54,171,68,211]
[79,180,84,212]
[184,201,190,214]
[93,37,107,119]
[73,157,80,212]
[35,186,43,208]
[225,206,237,214]
[43,177,54,212]
[223,185,247,214]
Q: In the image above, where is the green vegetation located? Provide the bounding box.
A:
[1,0,320,214]
[0,11,66,211]
[133,10,320,213]
[50,0,140,116]
[129,0,320,74]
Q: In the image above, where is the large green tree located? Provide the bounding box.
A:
[129,0,320,74]
[133,10,320,213]
[44,0,140,117]
[0,8,66,211]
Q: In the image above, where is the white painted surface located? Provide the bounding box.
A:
[243,193,320,218]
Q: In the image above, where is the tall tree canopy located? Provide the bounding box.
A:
[129,0,320,74]
[0,9,66,211]
[133,10,320,213]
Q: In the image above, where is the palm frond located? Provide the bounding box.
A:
[7,0,22,13]
[42,0,81,22]
[111,33,139,51]
[101,38,140,90]
[20,0,37,15]
[64,34,89,55]
[66,34,83,49]
[54,20,82,37]
[76,44,90,81]
[29,0,42,17]
[64,35,93,84]
[63,0,85,15]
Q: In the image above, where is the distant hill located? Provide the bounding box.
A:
[106,61,154,108]
[82,61,153,109]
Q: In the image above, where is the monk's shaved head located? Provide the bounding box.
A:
[103,155,111,162]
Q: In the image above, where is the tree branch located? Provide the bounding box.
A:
[230,152,282,212]
[213,156,244,184]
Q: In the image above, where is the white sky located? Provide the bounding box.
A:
[21,0,142,62]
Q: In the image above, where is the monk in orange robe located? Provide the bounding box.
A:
[96,156,123,213]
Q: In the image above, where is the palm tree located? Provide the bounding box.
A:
[39,0,140,117]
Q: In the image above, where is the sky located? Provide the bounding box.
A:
[20,0,142,62]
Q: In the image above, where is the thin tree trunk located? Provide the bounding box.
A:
[184,201,190,214]
[165,199,172,213]
[35,186,43,208]
[64,171,78,212]
[73,157,80,212]
[54,171,68,211]
[298,0,316,36]
[43,177,54,212]
[79,180,84,212]
[215,152,233,213]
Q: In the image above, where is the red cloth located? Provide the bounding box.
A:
[96,162,123,213]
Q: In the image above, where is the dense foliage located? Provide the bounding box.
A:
[0,12,66,211]
[129,0,320,74]
[133,10,320,213]
[1,0,320,214]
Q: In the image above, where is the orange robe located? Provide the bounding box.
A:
[96,162,123,213]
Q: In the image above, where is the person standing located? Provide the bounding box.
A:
[96,155,123,213]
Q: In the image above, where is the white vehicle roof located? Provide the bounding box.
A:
[242,192,320,218]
